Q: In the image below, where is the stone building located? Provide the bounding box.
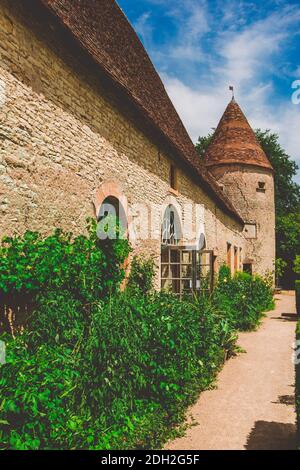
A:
[204,99,275,278]
[0,0,275,293]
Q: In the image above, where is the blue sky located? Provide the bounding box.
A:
[118,0,300,182]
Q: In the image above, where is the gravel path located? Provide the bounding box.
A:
[166,292,297,450]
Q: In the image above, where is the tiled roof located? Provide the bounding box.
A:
[39,0,244,224]
[205,99,273,171]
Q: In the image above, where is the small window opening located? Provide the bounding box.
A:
[257,181,266,193]
[243,263,253,275]
[227,243,232,270]
[170,164,178,191]
[234,246,238,273]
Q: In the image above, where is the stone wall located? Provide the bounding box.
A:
[0,1,246,287]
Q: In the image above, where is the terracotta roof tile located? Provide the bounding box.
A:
[39,0,244,224]
[205,99,273,171]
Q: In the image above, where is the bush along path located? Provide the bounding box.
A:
[0,225,274,450]
[167,292,297,450]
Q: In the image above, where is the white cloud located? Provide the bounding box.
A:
[160,4,300,182]
[213,6,300,90]
[133,0,300,181]
[163,75,300,182]
[162,74,229,139]
[134,12,153,48]
[134,0,210,63]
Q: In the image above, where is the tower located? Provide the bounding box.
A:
[204,98,275,278]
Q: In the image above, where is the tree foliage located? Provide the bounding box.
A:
[255,129,300,215]
[0,218,131,302]
[195,133,213,159]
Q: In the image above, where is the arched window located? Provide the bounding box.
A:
[161,205,182,295]
[197,233,206,251]
[161,204,182,246]
[97,196,127,239]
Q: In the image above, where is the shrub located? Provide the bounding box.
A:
[214,267,274,331]
[294,256,300,275]
[275,258,288,286]
[0,290,230,450]
[0,219,131,303]
[0,254,274,449]
[0,333,81,450]
[127,256,156,295]
[218,264,231,283]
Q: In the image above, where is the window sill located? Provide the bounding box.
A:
[168,187,180,196]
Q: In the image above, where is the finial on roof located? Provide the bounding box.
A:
[229,85,235,101]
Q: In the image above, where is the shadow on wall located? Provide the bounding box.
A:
[245,421,297,450]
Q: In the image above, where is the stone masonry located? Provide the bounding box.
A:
[0,1,275,288]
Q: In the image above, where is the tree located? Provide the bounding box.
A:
[276,212,300,286]
[195,129,300,287]
[255,129,300,215]
[254,131,300,287]
[195,133,213,159]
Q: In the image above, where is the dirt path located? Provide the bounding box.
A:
[166,292,297,450]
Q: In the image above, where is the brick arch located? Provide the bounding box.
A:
[161,195,183,221]
[94,181,128,221]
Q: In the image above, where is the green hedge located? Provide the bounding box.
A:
[0,291,228,449]
[213,266,274,331]
[0,219,131,302]
[0,275,274,449]
[0,227,275,450]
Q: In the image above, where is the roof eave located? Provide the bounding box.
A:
[206,160,274,173]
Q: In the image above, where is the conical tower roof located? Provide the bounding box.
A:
[204,99,273,171]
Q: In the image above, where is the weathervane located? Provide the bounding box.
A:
[229,85,235,100]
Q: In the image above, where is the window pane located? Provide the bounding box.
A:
[197,264,210,278]
[161,264,169,279]
[161,278,172,290]
[172,279,181,294]
[182,251,192,263]
[181,264,192,278]
[198,252,209,264]
[161,247,169,263]
[182,279,192,292]
[171,264,180,279]
[170,249,180,263]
